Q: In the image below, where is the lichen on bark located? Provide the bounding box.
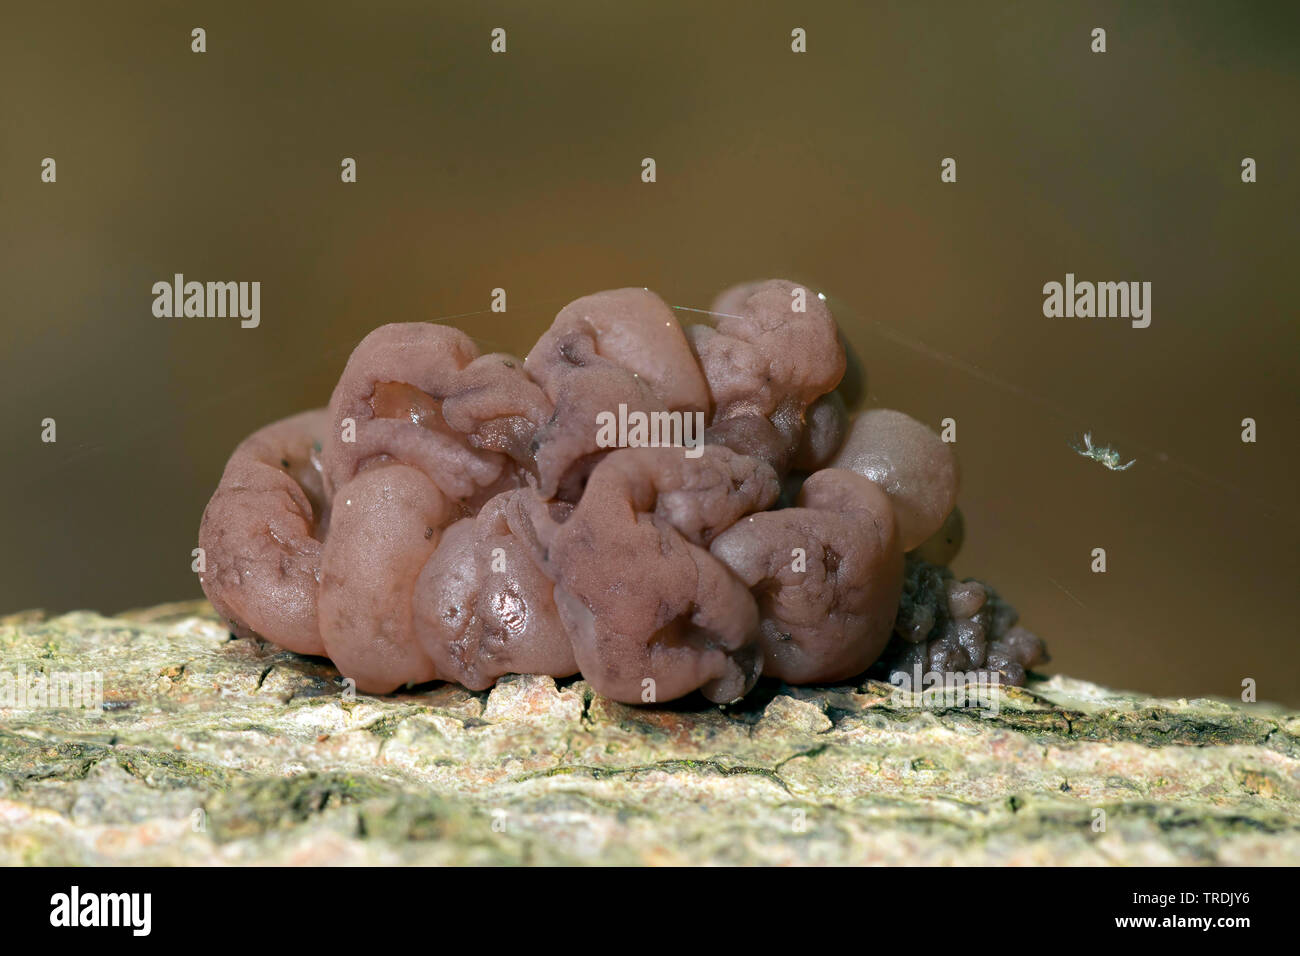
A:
[0,601,1296,865]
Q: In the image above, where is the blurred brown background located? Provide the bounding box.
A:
[2,2,1296,703]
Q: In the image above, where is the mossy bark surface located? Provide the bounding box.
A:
[1,601,1296,865]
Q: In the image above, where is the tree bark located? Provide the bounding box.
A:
[1,601,1296,865]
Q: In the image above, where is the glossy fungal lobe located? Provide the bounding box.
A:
[413,489,576,691]
[829,408,960,551]
[197,409,332,656]
[710,468,903,684]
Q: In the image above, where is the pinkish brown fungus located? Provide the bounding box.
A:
[440,353,553,467]
[545,446,778,704]
[318,463,448,693]
[690,279,846,474]
[197,281,1045,703]
[323,323,520,508]
[198,409,332,655]
[524,288,708,498]
[413,489,577,690]
[710,468,902,683]
[829,408,959,551]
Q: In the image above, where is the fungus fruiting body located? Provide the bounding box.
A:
[198,281,1046,703]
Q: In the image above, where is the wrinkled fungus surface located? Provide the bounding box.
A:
[199,280,1046,702]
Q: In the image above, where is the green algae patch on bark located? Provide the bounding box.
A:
[0,601,1297,865]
